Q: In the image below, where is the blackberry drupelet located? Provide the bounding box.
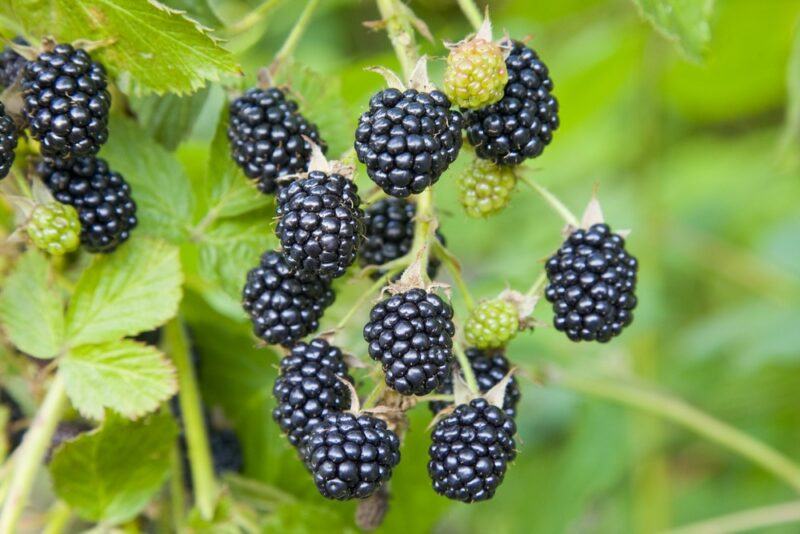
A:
[465,41,559,166]
[272,338,353,447]
[458,159,516,218]
[22,44,110,159]
[38,157,137,253]
[302,412,400,500]
[428,398,516,503]
[0,38,27,89]
[429,348,520,418]
[545,223,638,342]
[363,288,455,396]
[464,299,519,349]
[360,198,443,280]
[242,250,334,347]
[276,171,363,279]
[228,87,326,194]
[0,102,18,180]
[209,428,243,475]
[355,88,463,197]
[26,201,81,255]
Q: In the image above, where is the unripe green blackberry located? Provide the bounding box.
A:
[26,201,81,256]
[444,38,508,109]
[458,159,516,218]
[464,299,519,349]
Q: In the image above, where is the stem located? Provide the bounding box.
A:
[0,374,67,534]
[375,0,419,79]
[42,501,71,534]
[169,445,186,531]
[520,176,580,228]
[525,272,547,298]
[226,0,285,35]
[409,188,434,278]
[667,500,800,534]
[164,318,216,520]
[549,368,800,493]
[438,247,476,311]
[454,345,479,394]
[270,0,320,75]
[362,382,386,410]
[419,394,455,403]
[456,0,483,31]
[335,272,397,331]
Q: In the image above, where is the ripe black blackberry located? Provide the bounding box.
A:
[429,348,520,418]
[302,412,400,500]
[22,44,110,159]
[465,41,559,166]
[428,398,517,503]
[355,88,463,197]
[545,223,638,342]
[360,198,444,280]
[228,87,326,194]
[272,338,353,447]
[209,428,243,475]
[0,38,27,89]
[276,171,363,279]
[363,288,455,396]
[1,387,25,452]
[242,251,334,347]
[38,157,137,253]
[0,102,18,180]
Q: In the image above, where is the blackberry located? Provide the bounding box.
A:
[46,421,91,462]
[228,87,326,194]
[22,44,110,159]
[0,102,18,180]
[360,198,443,280]
[26,201,81,255]
[545,223,638,342]
[355,88,463,197]
[428,398,516,503]
[276,171,363,279]
[1,388,25,453]
[38,157,137,253]
[465,41,559,166]
[464,299,519,349]
[272,338,353,447]
[0,38,27,89]
[444,37,508,109]
[302,412,400,500]
[209,428,243,475]
[429,348,520,418]
[363,288,455,396]
[458,159,516,218]
[242,250,334,347]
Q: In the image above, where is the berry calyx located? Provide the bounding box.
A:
[444,37,508,109]
[464,298,519,349]
[26,201,81,256]
[458,159,517,218]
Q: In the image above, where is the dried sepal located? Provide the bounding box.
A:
[365,66,406,91]
[31,177,55,205]
[498,289,539,330]
[407,56,434,93]
[483,368,516,410]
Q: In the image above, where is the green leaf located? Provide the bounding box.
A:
[60,340,177,420]
[49,411,177,523]
[102,115,195,242]
[0,250,64,359]
[66,239,183,346]
[780,24,800,160]
[129,88,210,151]
[0,0,240,94]
[632,0,714,60]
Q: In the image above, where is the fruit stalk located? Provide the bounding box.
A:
[456,0,483,31]
[375,0,419,80]
[520,175,580,228]
[270,0,321,75]
[453,344,480,394]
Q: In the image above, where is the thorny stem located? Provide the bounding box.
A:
[409,188,434,281]
[453,344,479,394]
[437,245,476,311]
[164,318,217,520]
[666,500,800,534]
[525,272,547,299]
[520,175,580,228]
[270,0,321,76]
[375,0,420,80]
[0,374,67,534]
[456,0,483,31]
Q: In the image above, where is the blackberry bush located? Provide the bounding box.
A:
[428,398,517,503]
[25,201,81,256]
[465,41,559,166]
[363,288,455,396]
[0,38,27,89]
[242,250,334,346]
[22,43,110,159]
[545,223,639,342]
[302,412,401,500]
[38,157,137,253]
[0,102,18,180]
[272,338,353,447]
[355,88,463,197]
[228,87,326,194]
[276,170,363,279]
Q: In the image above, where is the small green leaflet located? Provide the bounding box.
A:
[60,340,177,420]
[0,250,64,359]
[129,87,211,151]
[49,411,177,523]
[0,0,240,95]
[65,239,183,346]
[632,0,715,60]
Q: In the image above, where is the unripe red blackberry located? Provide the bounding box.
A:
[0,102,18,180]
[458,159,516,218]
[302,412,400,500]
[26,201,81,255]
[464,299,519,349]
[22,44,110,159]
[355,88,463,197]
[242,250,334,347]
[228,87,326,194]
[428,398,516,503]
[276,171,363,280]
[465,41,559,166]
[363,288,455,396]
[38,157,137,253]
[545,223,638,342]
[360,198,444,280]
[272,338,353,447]
[0,38,26,89]
[429,348,520,418]
[444,38,508,109]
